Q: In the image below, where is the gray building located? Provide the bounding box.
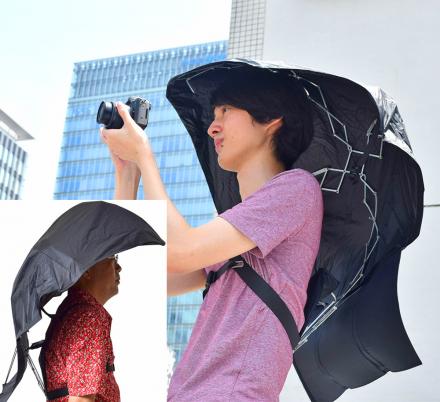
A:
[228,0,265,59]
[54,41,228,363]
[0,108,32,199]
[228,0,439,400]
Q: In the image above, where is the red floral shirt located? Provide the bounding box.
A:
[43,288,120,402]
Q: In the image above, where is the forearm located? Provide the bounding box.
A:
[138,151,189,224]
[114,169,141,199]
[137,150,192,267]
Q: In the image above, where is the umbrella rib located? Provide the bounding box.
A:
[26,354,45,394]
[184,64,242,95]
[294,80,382,353]
[4,347,17,384]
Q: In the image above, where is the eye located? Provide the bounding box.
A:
[222,106,231,113]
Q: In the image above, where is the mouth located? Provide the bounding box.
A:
[214,139,223,151]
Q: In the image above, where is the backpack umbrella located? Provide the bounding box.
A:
[0,201,165,402]
[166,60,424,401]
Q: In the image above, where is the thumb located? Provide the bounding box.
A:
[116,102,135,127]
[99,127,108,143]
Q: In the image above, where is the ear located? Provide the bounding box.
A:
[265,117,283,137]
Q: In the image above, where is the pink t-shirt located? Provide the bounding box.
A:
[168,168,323,402]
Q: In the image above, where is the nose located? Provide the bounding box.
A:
[116,263,122,273]
[207,118,221,139]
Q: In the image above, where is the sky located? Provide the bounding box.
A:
[0,0,231,199]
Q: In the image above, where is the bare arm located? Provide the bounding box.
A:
[100,130,141,200]
[167,270,206,296]
[137,154,256,274]
[102,103,257,275]
[114,164,140,199]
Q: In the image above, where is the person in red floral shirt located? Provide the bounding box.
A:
[40,255,122,402]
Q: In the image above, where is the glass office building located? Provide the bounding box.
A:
[0,108,32,199]
[54,40,227,362]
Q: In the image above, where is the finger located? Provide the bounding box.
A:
[116,102,136,128]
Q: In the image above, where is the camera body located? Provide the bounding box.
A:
[96,96,151,130]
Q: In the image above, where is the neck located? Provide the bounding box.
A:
[236,158,285,200]
[73,284,107,306]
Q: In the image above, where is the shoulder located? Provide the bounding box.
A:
[272,168,320,188]
[259,168,322,202]
[61,303,110,337]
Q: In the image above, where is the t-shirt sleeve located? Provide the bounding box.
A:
[65,308,109,397]
[219,169,321,258]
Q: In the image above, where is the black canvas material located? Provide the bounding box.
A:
[0,201,165,402]
[166,60,424,401]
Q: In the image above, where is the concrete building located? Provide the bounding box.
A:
[228,0,439,400]
[0,108,32,199]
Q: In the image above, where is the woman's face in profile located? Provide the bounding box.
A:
[207,105,271,172]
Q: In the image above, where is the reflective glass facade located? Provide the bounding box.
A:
[0,109,31,200]
[54,41,228,362]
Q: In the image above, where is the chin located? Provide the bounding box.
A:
[217,156,238,173]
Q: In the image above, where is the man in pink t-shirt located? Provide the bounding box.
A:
[165,69,323,401]
[102,67,323,401]
[168,168,323,401]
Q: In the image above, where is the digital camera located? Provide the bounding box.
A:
[96,96,151,130]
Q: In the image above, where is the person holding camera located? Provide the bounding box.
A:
[100,69,323,401]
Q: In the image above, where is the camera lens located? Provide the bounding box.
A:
[96,101,124,129]
[97,102,113,125]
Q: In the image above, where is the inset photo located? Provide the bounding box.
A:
[0,200,167,401]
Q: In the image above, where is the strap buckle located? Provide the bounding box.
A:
[203,257,245,299]
[230,259,244,269]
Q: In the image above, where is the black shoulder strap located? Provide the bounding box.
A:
[203,255,300,352]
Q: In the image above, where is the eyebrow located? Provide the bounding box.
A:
[211,104,231,115]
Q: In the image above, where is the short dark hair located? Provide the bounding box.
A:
[210,68,313,169]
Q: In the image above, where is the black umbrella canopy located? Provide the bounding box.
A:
[166,59,424,401]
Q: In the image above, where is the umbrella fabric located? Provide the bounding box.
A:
[166,59,424,401]
[0,201,165,402]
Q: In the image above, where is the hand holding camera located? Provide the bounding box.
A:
[97,96,151,130]
[98,97,153,168]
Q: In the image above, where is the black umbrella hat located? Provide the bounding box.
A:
[166,59,424,401]
[12,201,165,339]
[1,201,165,402]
